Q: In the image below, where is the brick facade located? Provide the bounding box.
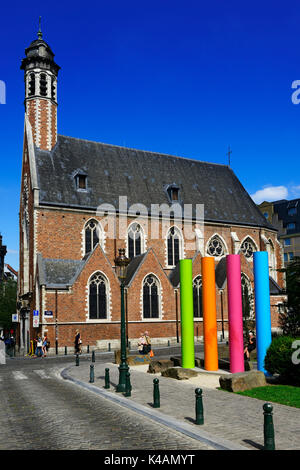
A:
[18,199,286,352]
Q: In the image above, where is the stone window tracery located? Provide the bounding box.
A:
[128,223,142,259]
[193,276,203,318]
[85,220,101,254]
[167,226,182,266]
[207,235,225,257]
[241,238,256,259]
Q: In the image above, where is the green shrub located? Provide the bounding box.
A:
[264,336,300,386]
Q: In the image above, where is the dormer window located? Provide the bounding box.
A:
[75,172,88,191]
[166,184,181,203]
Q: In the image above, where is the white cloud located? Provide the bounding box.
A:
[290,185,300,198]
[250,186,289,204]
[7,249,18,255]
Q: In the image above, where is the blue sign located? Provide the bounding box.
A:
[44,311,53,318]
[33,310,39,316]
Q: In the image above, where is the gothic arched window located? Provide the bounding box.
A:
[207,235,225,257]
[241,273,254,320]
[128,223,142,259]
[193,276,203,318]
[241,238,256,259]
[89,272,108,319]
[85,220,101,254]
[268,239,276,280]
[143,275,160,319]
[167,226,182,266]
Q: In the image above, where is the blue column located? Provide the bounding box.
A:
[253,251,272,376]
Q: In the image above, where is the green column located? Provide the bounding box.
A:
[179,259,195,368]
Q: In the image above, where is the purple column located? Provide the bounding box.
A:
[226,254,245,373]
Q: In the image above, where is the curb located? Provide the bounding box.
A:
[61,365,248,451]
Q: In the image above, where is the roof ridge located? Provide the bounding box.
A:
[57,134,229,168]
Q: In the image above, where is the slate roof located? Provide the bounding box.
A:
[38,255,84,288]
[35,135,274,229]
[125,252,148,287]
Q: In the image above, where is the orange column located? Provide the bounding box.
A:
[201,257,218,371]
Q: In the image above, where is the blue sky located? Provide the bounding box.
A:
[1,0,300,270]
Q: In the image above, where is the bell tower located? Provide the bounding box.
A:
[21,19,60,150]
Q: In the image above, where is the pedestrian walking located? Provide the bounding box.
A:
[36,336,43,357]
[74,329,82,354]
[244,331,256,360]
[42,333,48,357]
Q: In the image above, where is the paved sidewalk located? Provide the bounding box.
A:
[62,359,300,451]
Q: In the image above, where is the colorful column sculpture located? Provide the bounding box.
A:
[179,259,195,369]
[201,257,218,371]
[226,254,245,373]
[253,251,272,376]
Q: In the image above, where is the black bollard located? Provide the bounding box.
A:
[153,378,160,408]
[89,364,94,383]
[108,343,111,352]
[65,346,67,355]
[124,372,132,397]
[76,353,80,366]
[195,388,204,425]
[104,368,110,389]
[263,403,275,450]
[87,344,90,354]
[92,350,95,363]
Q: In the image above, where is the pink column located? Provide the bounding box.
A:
[226,254,245,373]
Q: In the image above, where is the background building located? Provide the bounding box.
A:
[259,199,300,265]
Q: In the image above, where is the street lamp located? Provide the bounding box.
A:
[114,248,130,393]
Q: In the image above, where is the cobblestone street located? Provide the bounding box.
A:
[0,358,213,451]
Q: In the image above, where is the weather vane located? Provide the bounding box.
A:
[38,16,43,40]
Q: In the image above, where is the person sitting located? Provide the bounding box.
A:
[244,331,256,360]
[143,331,152,354]
[138,333,146,355]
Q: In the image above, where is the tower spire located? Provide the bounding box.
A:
[21,24,60,150]
[37,16,43,40]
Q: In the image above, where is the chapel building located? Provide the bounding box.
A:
[17,29,286,354]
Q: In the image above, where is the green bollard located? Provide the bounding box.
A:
[92,350,95,363]
[76,353,79,366]
[195,388,204,425]
[263,403,275,450]
[124,372,132,397]
[153,378,160,408]
[89,364,94,383]
[104,368,110,389]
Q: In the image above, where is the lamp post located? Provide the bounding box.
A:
[115,248,130,393]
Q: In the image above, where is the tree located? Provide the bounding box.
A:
[0,279,17,330]
[278,256,300,337]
